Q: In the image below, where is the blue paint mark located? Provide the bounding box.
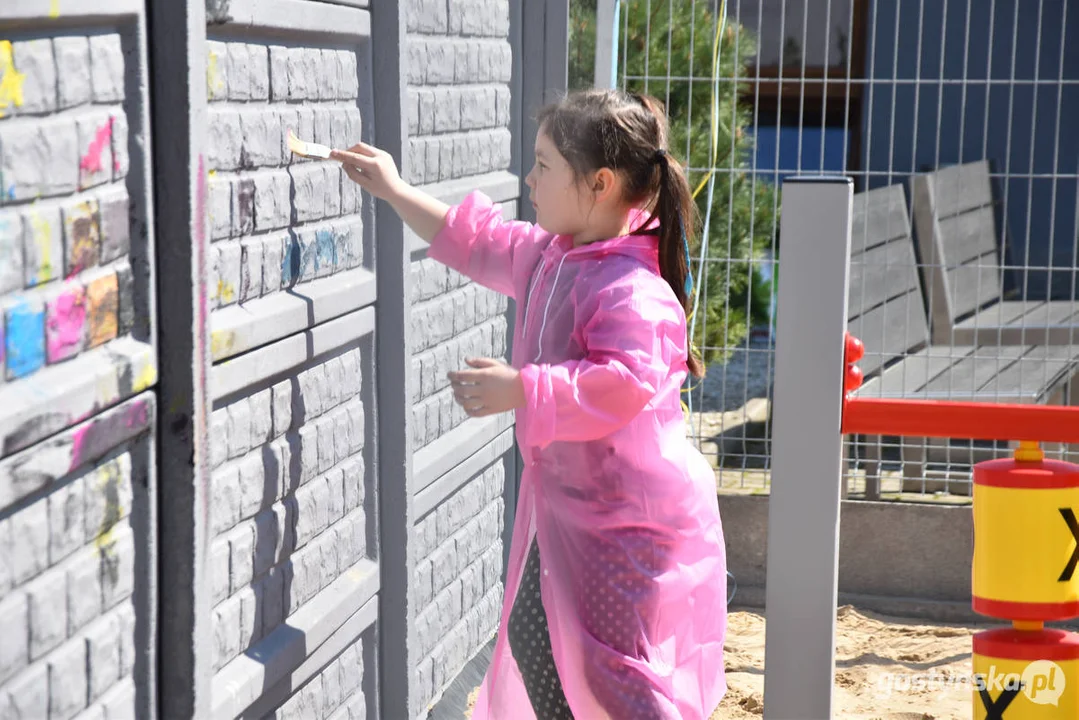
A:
[299,235,317,280]
[6,185,14,201]
[6,298,45,379]
[281,234,300,288]
[315,229,338,272]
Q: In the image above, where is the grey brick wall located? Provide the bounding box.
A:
[204,38,365,316]
[0,25,155,456]
[411,460,505,712]
[269,636,367,720]
[0,10,155,719]
[202,10,379,718]
[208,346,370,674]
[404,0,519,713]
[410,264,509,449]
[0,423,153,719]
[0,0,546,716]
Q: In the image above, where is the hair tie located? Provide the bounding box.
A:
[654,148,667,164]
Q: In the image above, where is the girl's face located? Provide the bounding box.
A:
[525,130,592,235]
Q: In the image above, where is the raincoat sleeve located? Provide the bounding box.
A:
[517,271,683,448]
[427,190,544,299]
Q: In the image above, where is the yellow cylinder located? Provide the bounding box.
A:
[973,628,1079,718]
[972,457,1079,621]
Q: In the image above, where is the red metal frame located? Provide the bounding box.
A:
[842,398,1079,444]
[840,333,1079,444]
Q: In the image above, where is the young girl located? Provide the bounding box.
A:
[334,89,728,720]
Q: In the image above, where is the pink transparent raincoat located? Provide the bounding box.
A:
[428,191,728,719]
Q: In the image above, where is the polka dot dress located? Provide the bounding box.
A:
[578,535,667,719]
[507,541,575,719]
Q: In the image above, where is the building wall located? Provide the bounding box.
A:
[861,0,1079,300]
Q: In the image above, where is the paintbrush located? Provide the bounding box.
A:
[287,129,333,160]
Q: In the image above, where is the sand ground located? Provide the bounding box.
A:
[465,604,979,719]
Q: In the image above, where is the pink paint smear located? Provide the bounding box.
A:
[46,289,87,363]
[80,117,114,175]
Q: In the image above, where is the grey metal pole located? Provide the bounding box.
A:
[763,177,853,720]
[594,0,620,89]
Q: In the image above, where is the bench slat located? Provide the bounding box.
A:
[938,205,999,270]
[954,301,1079,345]
[851,184,910,253]
[976,345,1079,402]
[920,346,1028,396]
[848,289,929,379]
[945,255,1004,322]
[856,346,975,397]
[930,159,994,218]
[849,238,922,315]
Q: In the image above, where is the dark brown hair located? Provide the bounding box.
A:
[536,89,704,378]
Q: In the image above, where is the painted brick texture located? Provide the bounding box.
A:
[0,28,148,426]
[0,20,156,492]
[0,20,152,719]
[0,447,146,718]
[411,461,505,712]
[207,346,370,674]
[205,38,365,311]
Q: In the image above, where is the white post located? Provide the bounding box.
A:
[763,177,853,720]
[594,0,620,89]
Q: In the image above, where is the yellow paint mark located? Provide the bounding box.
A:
[216,280,235,304]
[49,0,60,18]
[206,50,224,100]
[133,362,157,393]
[211,329,235,359]
[29,209,54,284]
[0,41,27,119]
[92,460,122,543]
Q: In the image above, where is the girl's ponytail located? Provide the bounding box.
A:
[636,95,705,379]
[537,89,706,378]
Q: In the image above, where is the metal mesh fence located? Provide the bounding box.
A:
[571,0,1079,500]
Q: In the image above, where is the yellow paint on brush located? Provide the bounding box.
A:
[49,0,60,18]
[0,41,26,118]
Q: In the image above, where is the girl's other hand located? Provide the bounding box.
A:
[331,142,403,201]
[448,358,526,417]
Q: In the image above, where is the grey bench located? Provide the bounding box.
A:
[845,183,1078,499]
[910,160,1079,346]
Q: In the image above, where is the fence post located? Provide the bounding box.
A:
[520,0,569,224]
[147,0,213,716]
[594,0,620,89]
[763,177,853,720]
[371,1,414,718]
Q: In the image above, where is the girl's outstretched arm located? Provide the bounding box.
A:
[332,143,449,242]
[336,143,543,298]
